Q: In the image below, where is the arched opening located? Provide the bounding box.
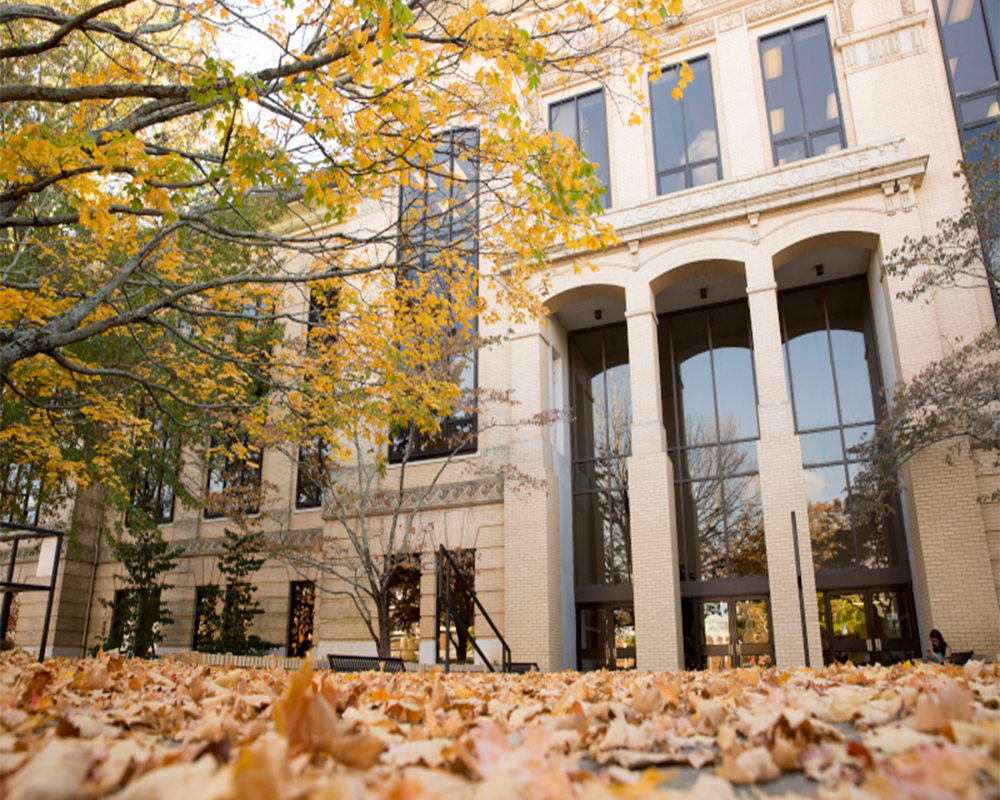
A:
[546,286,634,671]
[652,261,773,670]
[774,234,919,666]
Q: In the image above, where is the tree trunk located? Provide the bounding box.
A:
[377,598,392,659]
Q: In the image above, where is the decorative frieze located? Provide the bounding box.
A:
[744,0,816,25]
[900,0,915,14]
[323,479,505,520]
[836,12,927,73]
[657,20,717,52]
[717,11,744,31]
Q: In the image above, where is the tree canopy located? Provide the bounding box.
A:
[1,0,683,518]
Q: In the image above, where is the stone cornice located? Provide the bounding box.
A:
[547,137,927,260]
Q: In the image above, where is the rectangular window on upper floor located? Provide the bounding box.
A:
[549,89,611,208]
[759,20,845,167]
[932,0,999,153]
[649,56,722,195]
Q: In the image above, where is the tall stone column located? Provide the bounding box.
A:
[625,284,684,670]
[503,328,563,672]
[745,255,824,668]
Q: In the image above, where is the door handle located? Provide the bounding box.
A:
[866,638,872,650]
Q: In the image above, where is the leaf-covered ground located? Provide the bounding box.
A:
[1,649,998,800]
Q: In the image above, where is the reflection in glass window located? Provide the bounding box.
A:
[295,438,330,509]
[287,581,315,658]
[550,90,611,208]
[650,57,722,194]
[933,0,999,151]
[781,278,904,571]
[391,129,479,462]
[659,301,766,581]
[759,20,845,166]
[570,324,632,588]
[204,434,263,519]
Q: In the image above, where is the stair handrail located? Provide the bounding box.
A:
[435,545,512,672]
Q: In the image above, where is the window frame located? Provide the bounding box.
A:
[295,437,330,509]
[778,277,907,576]
[548,88,612,208]
[125,423,179,528]
[306,283,340,350]
[658,299,766,586]
[389,128,481,464]
[649,55,723,194]
[930,0,1000,149]
[204,434,263,519]
[758,18,847,167]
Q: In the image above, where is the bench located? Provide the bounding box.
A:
[327,654,406,672]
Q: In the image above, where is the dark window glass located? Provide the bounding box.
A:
[204,434,262,519]
[2,462,44,525]
[659,301,765,582]
[781,278,904,572]
[307,284,339,348]
[935,0,999,95]
[934,0,1000,151]
[759,20,845,166]
[287,581,315,658]
[391,129,479,463]
[126,419,180,528]
[570,324,632,588]
[437,549,475,663]
[296,438,330,509]
[550,90,611,207]
[650,57,722,194]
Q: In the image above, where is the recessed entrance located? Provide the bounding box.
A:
[683,596,774,670]
[818,586,919,665]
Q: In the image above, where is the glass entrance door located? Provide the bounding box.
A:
[690,596,774,670]
[578,605,636,670]
[819,587,918,665]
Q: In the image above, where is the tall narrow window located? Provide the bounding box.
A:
[650,57,722,194]
[659,301,765,582]
[570,324,632,589]
[287,581,315,658]
[2,462,44,525]
[780,279,905,572]
[760,20,845,166]
[387,557,421,662]
[390,129,479,463]
[550,90,611,208]
[126,421,181,527]
[307,284,340,348]
[295,438,330,509]
[933,0,999,149]
[204,434,263,519]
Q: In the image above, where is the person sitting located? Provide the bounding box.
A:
[926,629,953,665]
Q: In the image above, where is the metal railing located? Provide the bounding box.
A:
[1,522,64,663]
[435,544,511,673]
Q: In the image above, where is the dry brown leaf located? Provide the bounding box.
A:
[383,738,453,768]
[4,739,95,800]
[715,745,780,784]
[104,757,229,800]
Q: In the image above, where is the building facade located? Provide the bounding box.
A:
[6,0,999,670]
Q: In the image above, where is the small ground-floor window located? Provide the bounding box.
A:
[287,581,315,658]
